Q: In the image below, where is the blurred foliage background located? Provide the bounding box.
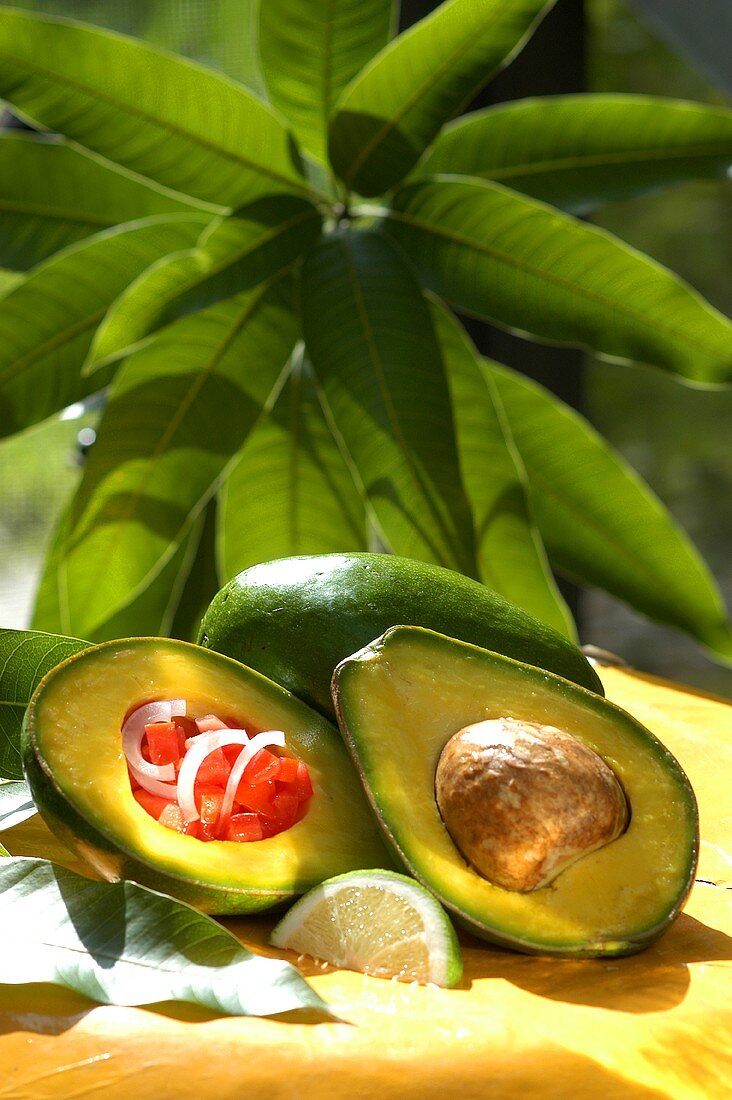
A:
[584,0,732,694]
[0,0,730,695]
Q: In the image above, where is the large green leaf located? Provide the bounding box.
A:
[416,95,732,214]
[0,857,329,1017]
[0,131,209,271]
[382,178,732,384]
[301,229,477,575]
[36,279,298,641]
[0,269,22,298]
[0,781,35,831]
[259,0,396,164]
[217,349,368,582]
[34,501,209,643]
[88,195,321,369]
[169,499,221,642]
[489,362,732,661]
[0,7,310,208]
[429,301,572,637]
[0,215,209,437]
[0,629,89,780]
[328,0,554,196]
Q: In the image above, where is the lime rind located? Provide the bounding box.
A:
[270,869,463,988]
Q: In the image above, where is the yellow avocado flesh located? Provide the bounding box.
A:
[333,628,698,956]
[24,639,390,910]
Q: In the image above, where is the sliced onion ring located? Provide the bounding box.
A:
[122,698,186,783]
[176,728,253,823]
[128,762,178,801]
[218,731,287,830]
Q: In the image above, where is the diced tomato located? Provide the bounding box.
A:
[196,784,224,816]
[235,778,277,815]
[157,802,198,836]
[128,707,314,843]
[196,714,229,733]
[256,815,278,839]
[224,813,264,843]
[277,756,299,785]
[275,790,300,823]
[133,788,174,820]
[241,748,281,786]
[197,785,224,840]
[263,791,300,833]
[271,760,313,799]
[222,743,244,766]
[172,715,199,741]
[144,721,185,767]
[195,747,231,787]
[295,760,314,802]
[158,802,182,830]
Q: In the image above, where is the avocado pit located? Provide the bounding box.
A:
[435,718,629,892]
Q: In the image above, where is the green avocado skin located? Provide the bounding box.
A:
[197,554,603,719]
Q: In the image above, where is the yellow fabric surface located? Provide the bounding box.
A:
[1,666,730,1099]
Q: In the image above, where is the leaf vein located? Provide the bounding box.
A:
[480,140,732,181]
[0,51,311,200]
[387,203,728,359]
[343,8,504,188]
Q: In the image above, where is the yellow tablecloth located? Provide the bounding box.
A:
[2,665,730,1099]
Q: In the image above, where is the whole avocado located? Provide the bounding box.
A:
[195,554,598,717]
[198,555,604,719]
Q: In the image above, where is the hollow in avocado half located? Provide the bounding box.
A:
[22,638,392,914]
[332,626,699,958]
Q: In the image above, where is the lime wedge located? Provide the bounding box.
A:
[270,869,463,987]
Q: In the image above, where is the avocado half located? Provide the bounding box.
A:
[332,626,699,957]
[22,638,391,914]
[198,553,603,721]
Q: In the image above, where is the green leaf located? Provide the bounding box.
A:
[0,269,22,299]
[0,8,310,208]
[328,0,554,196]
[0,841,8,857]
[218,350,368,581]
[416,95,732,214]
[0,629,89,780]
[301,229,477,575]
[0,782,36,831]
[33,501,209,643]
[429,300,573,637]
[259,0,396,164]
[0,857,329,1017]
[382,178,732,384]
[0,131,210,271]
[36,279,298,641]
[169,499,222,642]
[88,195,322,370]
[489,362,732,661]
[0,215,209,438]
